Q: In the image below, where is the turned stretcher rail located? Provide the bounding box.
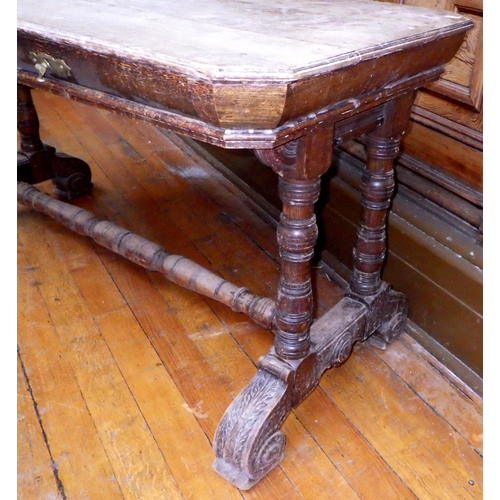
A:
[17,181,276,329]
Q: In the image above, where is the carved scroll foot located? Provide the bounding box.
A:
[212,298,367,489]
[213,362,292,490]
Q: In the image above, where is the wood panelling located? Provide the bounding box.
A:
[402,121,482,189]
[420,0,483,111]
[401,0,483,192]
[368,0,484,248]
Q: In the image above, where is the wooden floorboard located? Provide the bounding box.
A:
[18,90,483,499]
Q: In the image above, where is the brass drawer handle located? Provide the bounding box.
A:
[29,51,71,82]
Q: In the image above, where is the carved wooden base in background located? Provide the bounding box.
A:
[17,84,92,199]
[18,147,93,200]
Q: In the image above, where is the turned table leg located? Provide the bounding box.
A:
[212,124,335,489]
[348,93,415,349]
[17,84,93,199]
[274,176,320,360]
[350,133,400,297]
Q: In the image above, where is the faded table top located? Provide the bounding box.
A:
[18,0,470,81]
[18,0,473,147]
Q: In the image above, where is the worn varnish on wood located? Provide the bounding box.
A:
[17,0,471,145]
[17,0,473,491]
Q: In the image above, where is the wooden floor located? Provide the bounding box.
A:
[18,90,483,500]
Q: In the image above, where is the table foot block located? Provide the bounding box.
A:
[213,459,257,491]
[347,284,409,351]
[51,152,93,200]
[213,456,278,491]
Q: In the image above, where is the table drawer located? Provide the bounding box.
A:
[17,32,217,123]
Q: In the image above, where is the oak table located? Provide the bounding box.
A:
[17,0,472,490]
